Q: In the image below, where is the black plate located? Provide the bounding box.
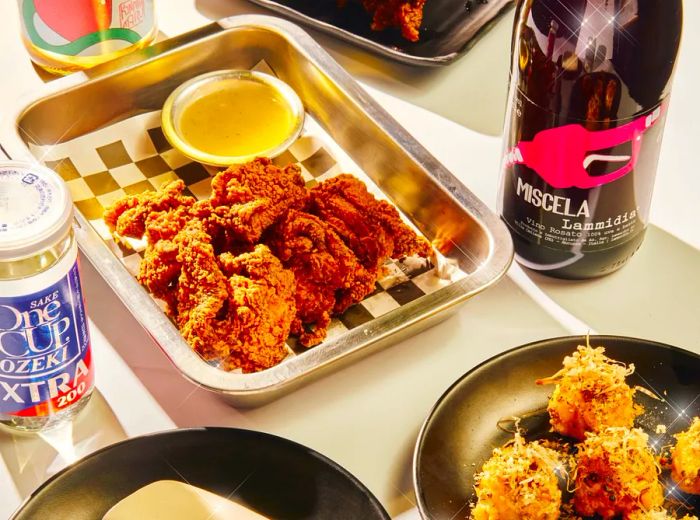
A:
[246,0,515,66]
[13,427,390,520]
[414,335,700,519]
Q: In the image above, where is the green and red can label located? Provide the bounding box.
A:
[19,0,155,56]
[0,261,93,417]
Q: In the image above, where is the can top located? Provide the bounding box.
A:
[0,161,73,261]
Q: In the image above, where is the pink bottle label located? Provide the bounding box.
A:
[505,104,666,189]
[500,89,669,263]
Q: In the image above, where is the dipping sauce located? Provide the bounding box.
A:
[179,80,296,158]
[162,70,304,166]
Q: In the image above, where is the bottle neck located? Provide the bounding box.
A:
[512,0,682,119]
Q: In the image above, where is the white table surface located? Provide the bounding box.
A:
[1,1,699,519]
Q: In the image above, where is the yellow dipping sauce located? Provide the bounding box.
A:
[178,79,296,158]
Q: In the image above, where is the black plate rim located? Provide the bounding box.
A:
[12,426,391,520]
[412,334,700,519]
[246,0,515,67]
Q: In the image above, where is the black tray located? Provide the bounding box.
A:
[245,0,515,66]
[414,335,700,519]
[13,428,390,520]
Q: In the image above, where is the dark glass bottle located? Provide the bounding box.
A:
[499,0,683,279]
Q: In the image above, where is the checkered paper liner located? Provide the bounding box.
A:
[28,64,466,364]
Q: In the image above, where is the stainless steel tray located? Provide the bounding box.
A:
[4,15,513,406]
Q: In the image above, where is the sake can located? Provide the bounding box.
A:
[0,161,94,432]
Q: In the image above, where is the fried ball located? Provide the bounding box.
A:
[471,433,562,520]
[573,427,664,519]
[671,417,700,494]
[629,509,698,520]
[536,345,642,440]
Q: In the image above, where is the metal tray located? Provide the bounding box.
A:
[4,15,513,406]
[246,0,515,66]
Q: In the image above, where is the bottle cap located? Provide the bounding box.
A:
[0,161,73,261]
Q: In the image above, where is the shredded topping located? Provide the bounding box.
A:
[471,432,563,520]
[630,508,698,520]
[537,345,642,440]
[672,417,700,494]
[574,427,664,518]
[468,346,697,519]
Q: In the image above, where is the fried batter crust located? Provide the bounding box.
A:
[472,433,562,520]
[361,0,426,42]
[266,209,375,346]
[104,159,432,370]
[672,417,700,495]
[536,345,642,440]
[105,158,308,249]
[310,174,431,270]
[574,427,663,519]
[210,157,308,243]
[103,179,194,239]
[218,245,296,372]
[174,221,295,372]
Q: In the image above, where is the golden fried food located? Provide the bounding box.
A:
[209,157,308,243]
[104,158,432,371]
[138,238,180,311]
[173,221,230,362]
[217,244,296,372]
[630,509,698,520]
[105,158,308,249]
[573,427,664,519]
[310,174,432,270]
[536,345,642,440]
[172,221,296,372]
[671,417,700,494]
[471,432,562,520]
[103,179,194,239]
[266,209,375,346]
[361,0,426,42]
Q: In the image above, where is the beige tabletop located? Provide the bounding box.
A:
[1,1,699,519]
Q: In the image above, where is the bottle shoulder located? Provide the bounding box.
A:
[512,0,682,116]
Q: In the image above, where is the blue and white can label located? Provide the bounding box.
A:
[0,259,93,418]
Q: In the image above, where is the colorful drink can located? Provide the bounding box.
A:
[0,161,93,432]
[17,0,157,75]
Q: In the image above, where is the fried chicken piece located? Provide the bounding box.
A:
[536,345,643,440]
[266,209,375,346]
[174,221,295,372]
[209,157,308,243]
[138,239,180,312]
[104,159,432,370]
[671,417,700,494]
[362,0,426,42]
[189,200,253,255]
[105,158,307,250]
[218,246,296,372]
[310,174,431,271]
[103,179,195,239]
[573,427,663,519]
[174,221,230,363]
[471,432,562,520]
[142,204,194,244]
